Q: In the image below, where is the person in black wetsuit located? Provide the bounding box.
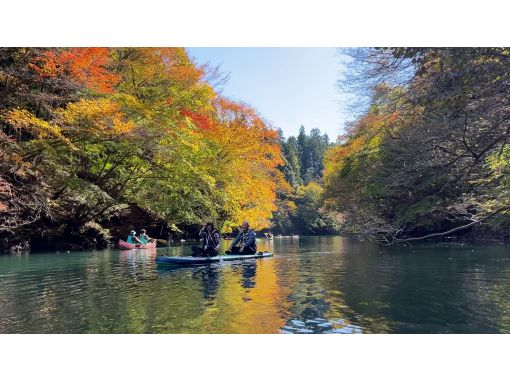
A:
[225,221,257,255]
[192,223,221,257]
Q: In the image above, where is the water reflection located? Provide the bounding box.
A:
[118,249,158,280]
[241,262,257,289]
[281,318,363,334]
[1,238,510,333]
[194,266,221,300]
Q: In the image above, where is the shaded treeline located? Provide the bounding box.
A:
[323,48,510,245]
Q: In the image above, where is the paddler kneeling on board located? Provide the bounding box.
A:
[127,230,143,245]
[225,221,257,255]
[192,222,221,257]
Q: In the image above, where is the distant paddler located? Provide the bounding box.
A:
[126,230,143,245]
[139,229,154,244]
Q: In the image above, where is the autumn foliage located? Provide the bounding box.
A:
[324,48,510,245]
[29,48,119,93]
[0,47,286,248]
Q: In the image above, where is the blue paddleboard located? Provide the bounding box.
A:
[156,251,273,266]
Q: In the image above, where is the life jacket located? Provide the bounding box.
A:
[202,229,221,249]
[200,230,221,249]
[240,228,256,249]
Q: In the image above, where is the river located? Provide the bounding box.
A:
[1,236,509,333]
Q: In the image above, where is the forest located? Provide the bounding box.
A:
[3,47,509,252]
[0,48,336,252]
[270,126,338,235]
[323,48,510,245]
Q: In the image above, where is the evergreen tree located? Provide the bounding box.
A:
[271,127,337,235]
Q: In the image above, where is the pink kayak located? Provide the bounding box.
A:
[118,239,157,250]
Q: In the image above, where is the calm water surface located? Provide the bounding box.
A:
[1,236,510,333]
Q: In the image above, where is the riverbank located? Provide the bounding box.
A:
[3,226,510,255]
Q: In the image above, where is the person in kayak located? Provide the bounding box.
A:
[126,230,143,245]
[192,222,221,257]
[226,221,257,255]
[139,229,153,244]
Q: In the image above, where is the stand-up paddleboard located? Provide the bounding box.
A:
[156,251,273,266]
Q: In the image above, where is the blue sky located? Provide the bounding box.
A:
[187,48,347,140]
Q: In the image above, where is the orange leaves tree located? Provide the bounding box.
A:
[1,47,288,249]
[190,97,286,230]
[29,47,119,94]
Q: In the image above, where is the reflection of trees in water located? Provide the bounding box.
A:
[336,243,510,333]
[275,237,368,333]
[273,237,414,333]
[3,238,510,333]
[211,258,285,333]
[336,241,481,333]
[327,239,392,333]
[2,250,283,333]
[152,242,510,333]
[0,255,97,333]
[490,266,510,333]
[464,254,510,333]
[110,257,285,333]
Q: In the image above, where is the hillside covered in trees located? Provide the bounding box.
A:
[6,47,505,251]
[270,126,339,235]
[323,48,510,245]
[0,48,288,251]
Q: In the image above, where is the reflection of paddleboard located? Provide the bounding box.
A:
[156,252,273,266]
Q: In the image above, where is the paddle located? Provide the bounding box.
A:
[156,238,167,244]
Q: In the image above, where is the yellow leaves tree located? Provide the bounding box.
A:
[1,47,292,245]
[2,108,75,148]
[190,97,286,231]
[60,99,135,138]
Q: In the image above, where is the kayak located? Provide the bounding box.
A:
[156,251,273,266]
[118,239,157,250]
